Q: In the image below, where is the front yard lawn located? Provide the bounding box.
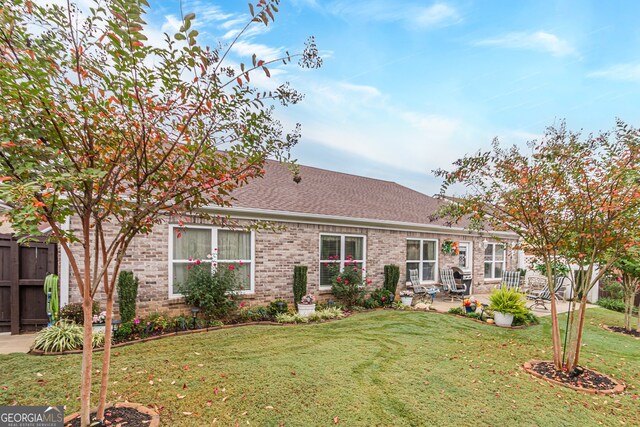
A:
[1,308,638,426]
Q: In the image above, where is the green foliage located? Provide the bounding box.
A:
[488,287,528,316]
[601,280,624,300]
[92,332,106,348]
[117,271,139,324]
[448,307,465,315]
[597,298,638,314]
[383,265,400,295]
[370,288,394,307]
[532,261,570,277]
[275,308,343,323]
[34,321,84,352]
[239,306,273,322]
[146,312,171,332]
[178,265,241,320]
[329,259,366,307]
[293,265,308,308]
[59,302,100,325]
[268,300,289,316]
[275,312,309,324]
[466,312,482,320]
[513,311,539,326]
[113,321,136,341]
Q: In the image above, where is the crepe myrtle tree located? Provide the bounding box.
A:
[433,121,640,371]
[608,246,640,332]
[0,0,321,425]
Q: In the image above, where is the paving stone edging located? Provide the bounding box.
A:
[63,402,160,426]
[601,324,640,339]
[523,360,626,395]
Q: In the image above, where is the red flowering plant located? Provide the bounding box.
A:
[328,255,368,307]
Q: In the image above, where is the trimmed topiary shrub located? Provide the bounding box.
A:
[117,270,139,324]
[383,264,400,295]
[293,265,308,308]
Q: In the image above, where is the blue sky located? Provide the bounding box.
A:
[144,0,640,195]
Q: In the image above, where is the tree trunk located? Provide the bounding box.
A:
[565,295,588,371]
[96,293,114,420]
[549,294,562,369]
[80,295,94,427]
[637,299,640,333]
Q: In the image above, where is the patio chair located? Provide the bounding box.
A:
[500,271,521,291]
[408,269,428,297]
[526,276,565,310]
[440,268,466,300]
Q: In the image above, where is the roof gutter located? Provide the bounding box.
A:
[200,205,518,239]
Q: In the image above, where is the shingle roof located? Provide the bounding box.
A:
[230,160,461,227]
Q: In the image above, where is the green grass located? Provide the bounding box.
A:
[1,308,638,426]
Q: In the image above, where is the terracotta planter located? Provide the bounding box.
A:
[298,304,316,317]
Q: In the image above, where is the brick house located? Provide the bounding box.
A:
[59,161,520,315]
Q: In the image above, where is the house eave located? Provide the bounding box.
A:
[199,206,518,239]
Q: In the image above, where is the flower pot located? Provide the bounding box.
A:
[92,323,106,333]
[400,296,413,306]
[493,311,514,327]
[465,306,476,314]
[298,304,316,317]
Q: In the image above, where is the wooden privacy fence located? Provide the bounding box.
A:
[0,234,57,334]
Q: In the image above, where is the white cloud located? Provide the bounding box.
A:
[587,63,640,82]
[412,4,461,29]
[329,1,461,29]
[476,31,576,57]
[230,41,283,60]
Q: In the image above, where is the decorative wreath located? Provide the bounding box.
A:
[441,240,460,255]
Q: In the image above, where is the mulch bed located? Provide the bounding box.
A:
[523,360,625,395]
[604,325,640,338]
[65,406,152,427]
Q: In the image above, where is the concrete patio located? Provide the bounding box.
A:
[421,293,596,317]
[0,332,36,355]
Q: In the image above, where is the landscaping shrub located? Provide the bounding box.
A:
[600,280,624,300]
[177,265,241,320]
[92,331,106,348]
[383,264,400,295]
[268,299,289,316]
[113,321,137,341]
[239,306,272,322]
[358,297,380,309]
[330,257,366,307]
[59,301,100,325]
[145,312,172,333]
[117,270,139,323]
[275,312,308,324]
[370,288,394,306]
[466,312,482,320]
[276,308,343,323]
[293,265,308,308]
[34,321,84,352]
[597,297,638,314]
[448,307,465,315]
[513,311,540,326]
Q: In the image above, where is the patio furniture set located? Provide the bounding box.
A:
[408,268,566,310]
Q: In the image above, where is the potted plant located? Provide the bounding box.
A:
[400,290,414,306]
[463,297,480,314]
[297,294,316,317]
[488,287,527,327]
[92,310,107,333]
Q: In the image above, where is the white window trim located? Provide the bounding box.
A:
[319,233,367,290]
[406,238,439,284]
[484,243,506,279]
[458,241,473,270]
[168,224,256,298]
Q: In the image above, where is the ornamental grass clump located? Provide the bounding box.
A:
[34,321,84,353]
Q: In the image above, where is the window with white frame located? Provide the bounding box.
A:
[406,239,438,283]
[319,234,365,289]
[169,225,254,296]
[484,243,505,279]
